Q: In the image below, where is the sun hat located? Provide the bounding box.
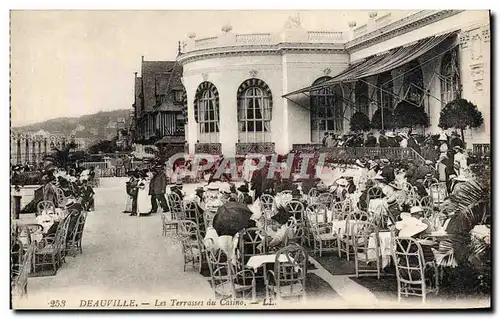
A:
[355,159,366,168]
[410,206,424,215]
[396,215,428,237]
[336,178,349,187]
[381,159,390,165]
[386,132,396,138]
[369,162,378,170]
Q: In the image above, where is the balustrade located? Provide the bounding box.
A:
[235,33,273,45]
[307,31,343,42]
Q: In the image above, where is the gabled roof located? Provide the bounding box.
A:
[140,60,184,112]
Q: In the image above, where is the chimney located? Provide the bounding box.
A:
[177,41,182,55]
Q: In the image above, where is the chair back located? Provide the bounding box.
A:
[55,188,67,206]
[317,193,334,209]
[429,183,448,208]
[392,237,426,285]
[37,200,55,216]
[16,224,43,246]
[167,192,184,220]
[367,187,384,200]
[307,188,319,204]
[285,200,305,223]
[238,227,266,265]
[273,244,308,300]
[260,194,275,216]
[12,242,35,297]
[205,244,233,297]
[70,210,88,243]
[55,214,72,251]
[351,221,379,260]
[332,201,345,220]
[419,196,432,208]
[305,203,329,225]
[183,200,201,223]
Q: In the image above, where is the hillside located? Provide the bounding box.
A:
[13,109,131,140]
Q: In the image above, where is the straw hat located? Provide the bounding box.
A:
[336,178,349,187]
[380,159,390,165]
[410,206,424,215]
[396,215,428,237]
[386,132,396,138]
[355,159,366,168]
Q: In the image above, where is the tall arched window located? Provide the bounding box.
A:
[310,77,344,143]
[402,60,424,105]
[376,71,394,110]
[194,82,220,143]
[237,79,272,143]
[354,80,369,116]
[440,47,461,107]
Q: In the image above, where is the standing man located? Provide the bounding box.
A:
[149,164,169,214]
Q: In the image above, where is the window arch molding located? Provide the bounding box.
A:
[236,78,273,143]
[193,81,220,143]
[309,76,344,143]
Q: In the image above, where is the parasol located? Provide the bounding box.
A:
[212,202,255,236]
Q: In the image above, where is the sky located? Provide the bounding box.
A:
[10,10,410,127]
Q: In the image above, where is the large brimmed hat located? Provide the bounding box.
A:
[336,178,349,187]
[410,206,424,215]
[355,159,366,168]
[237,185,249,193]
[380,159,390,165]
[386,132,396,138]
[438,133,448,141]
[396,215,428,237]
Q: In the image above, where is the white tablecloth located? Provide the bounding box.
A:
[246,254,294,272]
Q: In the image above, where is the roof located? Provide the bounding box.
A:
[155,135,186,145]
[139,60,184,112]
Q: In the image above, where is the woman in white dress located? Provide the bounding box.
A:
[136,177,151,216]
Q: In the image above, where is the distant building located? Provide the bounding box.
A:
[131,56,186,146]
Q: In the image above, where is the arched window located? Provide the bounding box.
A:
[354,80,369,116]
[376,71,394,110]
[194,82,220,143]
[310,77,344,143]
[237,79,272,143]
[440,47,461,107]
[402,60,424,105]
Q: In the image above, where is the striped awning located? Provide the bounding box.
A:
[283,31,457,99]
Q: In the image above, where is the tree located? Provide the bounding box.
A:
[48,141,78,167]
[371,107,395,130]
[439,98,484,141]
[88,139,118,154]
[393,101,429,129]
[349,111,371,132]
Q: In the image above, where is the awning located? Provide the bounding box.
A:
[283,31,457,100]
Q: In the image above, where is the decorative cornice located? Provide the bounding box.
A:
[346,10,463,52]
[177,43,345,65]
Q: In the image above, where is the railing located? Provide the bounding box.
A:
[80,162,109,170]
[194,36,218,49]
[307,31,343,42]
[236,33,273,45]
[353,24,368,38]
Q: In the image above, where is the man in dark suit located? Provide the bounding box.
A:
[148,165,169,214]
[378,130,388,147]
[365,132,377,147]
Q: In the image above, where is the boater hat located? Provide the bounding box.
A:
[396,215,428,237]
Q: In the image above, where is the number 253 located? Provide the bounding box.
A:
[49,300,66,307]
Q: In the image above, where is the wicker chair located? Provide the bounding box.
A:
[205,244,256,301]
[66,211,88,257]
[34,215,71,273]
[317,192,334,210]
[265,244,308,302]
[285,200,306,245]
[392,237,439,303]
[419,196,433,208]
[428,183,448,210]
[260,194,275,219]
[178,220,204,272]
[306,204,337,257]
[352,221,381,279]
[12,242,35,298]
[55,188,67,207]
[182,200,205,236]
[36,200,56,216]
[162,192,183,236]
[338,210,370,260]
[307,188,319,205]
[237,227,267,283]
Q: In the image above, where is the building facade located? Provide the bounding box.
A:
[178,10,490,155]
[10,130,69,165]
[131,57,187,146]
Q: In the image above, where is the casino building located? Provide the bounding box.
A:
[177,10,490,155]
